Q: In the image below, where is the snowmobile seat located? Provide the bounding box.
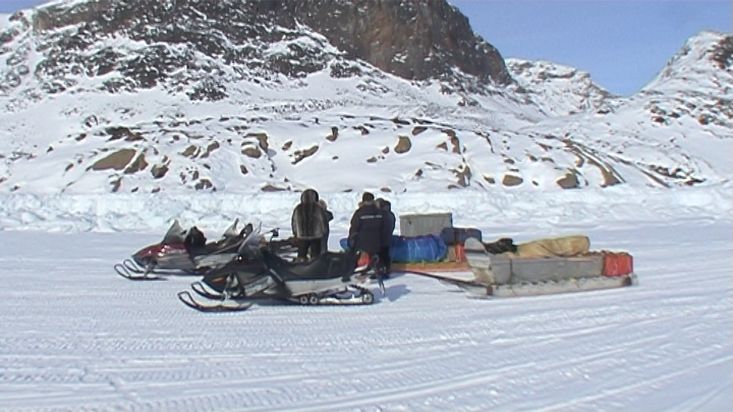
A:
[206,235,244,253]
[262,249,358,281]
[186,233,244,257]
[185,226,207,248]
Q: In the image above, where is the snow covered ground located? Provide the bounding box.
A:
[0,188,731,411]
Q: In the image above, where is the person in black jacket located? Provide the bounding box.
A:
[376,198,396,275]
[348,192,384,260]
[291,188,329,260]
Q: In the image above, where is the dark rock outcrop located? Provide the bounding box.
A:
[287,0,511,84]
[17,0,510,100]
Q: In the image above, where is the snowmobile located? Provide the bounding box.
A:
[416,237,637,298]
[177,226,381,312]
[114,219,262,281]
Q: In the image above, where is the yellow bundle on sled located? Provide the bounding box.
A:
[513,235,590,258]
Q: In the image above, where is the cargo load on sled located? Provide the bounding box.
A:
[375,212,636,298]
[386,212,493,272]
[432,236,637,298]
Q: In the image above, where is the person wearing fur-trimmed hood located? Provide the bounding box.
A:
[291,188,329,260]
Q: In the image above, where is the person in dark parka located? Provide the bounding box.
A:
[348,192,384,258]
[376,198,396,274]
[291,188,328,260]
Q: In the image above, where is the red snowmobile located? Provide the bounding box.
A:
[114,219,260,281]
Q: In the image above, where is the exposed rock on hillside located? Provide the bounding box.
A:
[0,3,729,194]
[4,0,510,102]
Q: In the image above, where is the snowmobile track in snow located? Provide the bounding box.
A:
[0,221,730,411]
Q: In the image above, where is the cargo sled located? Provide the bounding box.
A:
[424,237,637,298]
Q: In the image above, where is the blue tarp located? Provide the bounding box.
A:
[340,235,447,263]
[390,235,447,262]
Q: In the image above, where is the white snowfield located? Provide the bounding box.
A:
[0,188,731,411]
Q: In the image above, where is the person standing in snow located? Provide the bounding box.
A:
[291,188,329,261]
[348,192,385,262]
[376,198,396,275]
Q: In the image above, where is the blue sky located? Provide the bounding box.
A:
[1,0,731,96]
[450,0,732,95]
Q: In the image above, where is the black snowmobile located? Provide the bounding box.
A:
[178,227,380,312]
[114,219,263,281]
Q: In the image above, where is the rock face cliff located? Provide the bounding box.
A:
[4,0,509,101]
[286,0,511,84]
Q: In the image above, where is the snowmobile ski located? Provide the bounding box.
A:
[191,281,226,300]
[176,291,253,313]
[122,258,145,274]
[114,259,166,281]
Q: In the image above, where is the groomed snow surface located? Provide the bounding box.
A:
[0,188,731,411]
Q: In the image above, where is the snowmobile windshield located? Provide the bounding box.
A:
[162,220,186,244]
[221,218,240,239]
[236,222,264,258]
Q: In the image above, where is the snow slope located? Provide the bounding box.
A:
[506,58,615,116]
[0,189,731,411]
[0,4,730,193]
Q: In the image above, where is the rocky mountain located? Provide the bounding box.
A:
[0,0,730,194]
[505,59,617,117]
[2,0,510,100]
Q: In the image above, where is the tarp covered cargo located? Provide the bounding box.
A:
[457,237,637,297]
[340,235,448,263]
[512,235,590,258]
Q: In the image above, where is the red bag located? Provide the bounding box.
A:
[454,244,466,262]
[603,252,634,276]
[357,252,371,267]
